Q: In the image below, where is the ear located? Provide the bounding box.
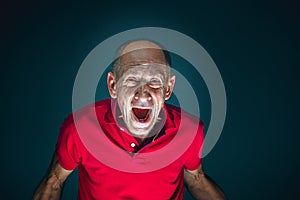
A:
[164,75,176,100]
[107,72,117,98]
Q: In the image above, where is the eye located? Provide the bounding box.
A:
[149,78,163,89]
[124,77,139,87]
[150,78,160,83]
[127,77,136,82]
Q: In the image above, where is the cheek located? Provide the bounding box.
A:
[117,88,135,108]
[151,89,165,99]
[117,87,134,99]
[151,90,165,107]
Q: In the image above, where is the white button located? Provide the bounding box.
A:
[130,143,136,148]
[120,127,124,131]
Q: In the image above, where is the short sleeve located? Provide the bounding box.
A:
[184,121,204,170]
[55,115,81,170]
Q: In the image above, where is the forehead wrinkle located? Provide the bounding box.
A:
[123,65,167,78]
[113,40,172,81]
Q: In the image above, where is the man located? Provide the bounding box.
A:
[33,40,226,199]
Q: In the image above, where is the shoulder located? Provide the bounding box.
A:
[61,99,111,132]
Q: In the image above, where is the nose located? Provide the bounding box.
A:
[133,85,152,104]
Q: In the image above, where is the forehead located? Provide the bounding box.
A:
[120,48,167,65]
[117,47,169,79]
[122,64,168,77]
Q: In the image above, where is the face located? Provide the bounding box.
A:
[107,46,175,138]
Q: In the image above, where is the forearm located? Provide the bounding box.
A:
[33,173,64,200]
[33,155,72,200]
[184,170,226,200]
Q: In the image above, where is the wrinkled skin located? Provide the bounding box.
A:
[116,64,170,138]
[107,45,175,140]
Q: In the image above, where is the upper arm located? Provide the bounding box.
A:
[184,164,204,183]
[40,154,74,189]
[33,154,74,200]
[184,164,227,200]
[183,119,204,170]
[48,155,74,184]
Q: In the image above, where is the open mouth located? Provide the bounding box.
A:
[132,108,151,123]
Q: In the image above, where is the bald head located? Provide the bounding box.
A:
[121,40,164,55]
[113,40,171,80]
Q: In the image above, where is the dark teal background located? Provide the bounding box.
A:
[1,0,299,199]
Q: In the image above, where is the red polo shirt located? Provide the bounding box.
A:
[56,99,204,200]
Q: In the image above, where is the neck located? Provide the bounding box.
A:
[135,136,145,144]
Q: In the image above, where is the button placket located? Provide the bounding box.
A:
[117,125,139,152]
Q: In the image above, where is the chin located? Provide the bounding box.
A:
[130,130,150,138]
[128,123,153,138]
[127,115,157,138]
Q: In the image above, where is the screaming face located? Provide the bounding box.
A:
[116,64,167,138]
[107,42,175,139]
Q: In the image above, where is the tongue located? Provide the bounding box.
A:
[132,108,149,120]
